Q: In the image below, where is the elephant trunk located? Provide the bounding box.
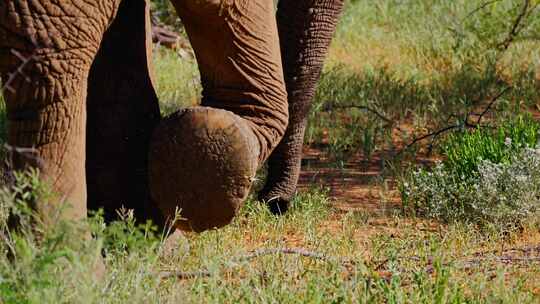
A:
[260,0,344,213]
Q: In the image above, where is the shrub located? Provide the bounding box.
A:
[401,116,540,230]
[442,115,539,179]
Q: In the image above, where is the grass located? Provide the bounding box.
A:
[1,174,539,303]
[307,0,540,162]
[1,0,540,302]
[441,115,540,178]
[151,47,200,115]
[400,117,540,229]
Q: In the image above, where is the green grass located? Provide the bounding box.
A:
[442,115,540,178]
[1,173,539,303]
[152,47,201,115]
[400,116,540,230]
[307,0,540,161]
[1,0,540,302]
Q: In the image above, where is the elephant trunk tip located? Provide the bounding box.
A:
[258,190,294,216]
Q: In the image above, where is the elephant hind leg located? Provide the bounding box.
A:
[86,0,163,226]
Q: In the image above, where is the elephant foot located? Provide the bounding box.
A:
[149,107,259,232]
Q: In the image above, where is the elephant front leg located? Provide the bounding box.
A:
[0,0,120,222]
[149,0,288,232]
[259,0,345,214]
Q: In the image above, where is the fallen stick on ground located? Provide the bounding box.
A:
[158,247,354,280]
[159,243,540,280]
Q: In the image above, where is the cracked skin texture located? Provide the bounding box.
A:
[149,107,259,232]
[0,0,343,232]
[260,0,345,214]
[0,0,123,222]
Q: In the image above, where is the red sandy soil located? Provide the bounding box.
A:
[298,146,402,214]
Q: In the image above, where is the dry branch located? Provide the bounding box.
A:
[399,86,512,155]
[159,243,540,281]
[498,0,534,52]
[235,247,355,264]
[158,247,355,280]
[325,103,404,132]
[152,25,181,49]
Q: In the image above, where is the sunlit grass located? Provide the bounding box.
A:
[305,0,540,162]
[1,1,540,302]
[1,174,539,303]
[152,47,201,114]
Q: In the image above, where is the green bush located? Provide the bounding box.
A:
[442,115,540,178]
[401,116,540,230]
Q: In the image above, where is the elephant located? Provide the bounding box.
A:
[0,0,344,232]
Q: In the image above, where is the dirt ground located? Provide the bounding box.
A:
[298,146,402,214]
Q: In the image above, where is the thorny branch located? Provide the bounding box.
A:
[399,86,512,155]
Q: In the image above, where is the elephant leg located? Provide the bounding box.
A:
[0,0,121,222]
[86,0,164,226]
[149,0,288,231]
[259,0,344,214]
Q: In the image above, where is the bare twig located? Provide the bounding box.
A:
[325,103,404,132]
[158,270,212,280]
[399,86,512,154]
[463,0,503,21]
[1,49,35,95]
[234,247,355,264]
[152,25,180,49]
[373,244,540,273]
[471,86,512,125]
[498,0,534,52]
[402,125,461,154]
[161,243,540,281]
[4,144,45,169]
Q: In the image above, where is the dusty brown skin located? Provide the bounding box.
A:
[0,0,123,222]
[148,0,289,231]
[150,107,259,232]
[0,0,343,231]
[261,0,345,214]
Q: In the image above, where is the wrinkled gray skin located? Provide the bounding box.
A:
[0,0,343,230]
[261,0,345,214]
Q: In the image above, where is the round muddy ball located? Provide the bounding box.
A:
[148,107,259,232]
